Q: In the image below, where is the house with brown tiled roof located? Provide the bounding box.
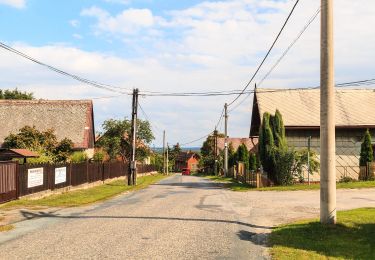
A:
[249,88,375,180]
[216,137,258,154]
[175,152,200,172]
[0,99,95,156]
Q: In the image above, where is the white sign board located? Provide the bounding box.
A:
[55,167,67,184]
[27,168,44,188]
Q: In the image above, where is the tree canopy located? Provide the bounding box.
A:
[96,118,154,162]
[0,89,34,100]
[258,110,319,185]
[2,125,73,163]
[360,129,373,167]
[200,130,225,173]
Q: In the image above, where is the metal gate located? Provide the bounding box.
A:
[0,162,18,203]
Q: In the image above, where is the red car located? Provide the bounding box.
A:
[182,168,191,175]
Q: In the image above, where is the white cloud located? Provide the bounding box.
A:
[81,6,156,35]
[73,33,83,39]
[0,0,26,8]
[1,0,375,146]
[69,19,80,28]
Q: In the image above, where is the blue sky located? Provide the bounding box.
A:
[0,0,374,147]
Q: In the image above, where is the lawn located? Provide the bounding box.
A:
[0,224,14,232]
[269,208,375,259]
[0,174,167,210]
[200,174,375,192]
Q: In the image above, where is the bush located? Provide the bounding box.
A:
[27,154,54,164]
[339,176,357,183]
[70,151,88,163]
[93,151,105,162]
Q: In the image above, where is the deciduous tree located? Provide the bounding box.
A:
[96,118,154,162]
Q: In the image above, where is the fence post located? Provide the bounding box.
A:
[16,161,20,199]
[86,160,89,183]
[69,162,72,187]
[102,162,105,183]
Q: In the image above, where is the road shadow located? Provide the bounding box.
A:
[152,181,226,190]
[237,230,268,246]
[19,210,274,230]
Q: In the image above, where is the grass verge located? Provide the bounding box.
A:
[198,174,375,191]
[0,174,167,210]
[0,224,14,232]
[269,208,375,260]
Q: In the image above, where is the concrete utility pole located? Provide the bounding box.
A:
[163,130,166,174]
[320,0,336,224]
[224,103,228,177]
[129,88,139,186]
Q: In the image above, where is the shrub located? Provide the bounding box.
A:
[93,151,105,162]
[339,176,356,183]
[70,151,88,163]
[27,154,53,164]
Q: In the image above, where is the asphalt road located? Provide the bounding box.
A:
[0,174,374,260]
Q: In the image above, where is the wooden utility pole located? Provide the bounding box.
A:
[224,103,228,177]
[129,88,139,186]
[214,129,218,176]
[162,130,166,174]
[166,143,169,175]
[320,0,336,224]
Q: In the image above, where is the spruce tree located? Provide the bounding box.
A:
[228,143,236,168]
[360,129,373,166]
[249,153,257,172]
[259,110,288,183]
[258,112,275,178]
[272,109,287,150]
[236,144,250,171]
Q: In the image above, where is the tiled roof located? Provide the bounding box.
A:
[217,137,258,153]
[255,88,375,127]
[0,148,39,159]
[0,100,95,149]
[10,149,39,157]
[176,152,199,162]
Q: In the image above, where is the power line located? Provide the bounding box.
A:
[0,41,132,94]
[228,6,321,114]
[180,132,213,147]
[139,90,254,97]
[138,101,163,136]
[258,7,321,87]
[215,107,225,130]
[227,0,301,107]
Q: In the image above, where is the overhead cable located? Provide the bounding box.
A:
[227,0,301,107]
[0,41,132,94]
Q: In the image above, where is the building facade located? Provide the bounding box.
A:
[250,88,375,180]
[175,152,200,172]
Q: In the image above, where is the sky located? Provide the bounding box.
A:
[0,0,374,147]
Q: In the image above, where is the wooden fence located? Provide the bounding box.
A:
[1,161,157,203]
[0,162,18,203]
[228,162,272,188]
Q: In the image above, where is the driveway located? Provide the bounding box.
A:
[0,174,374,259]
